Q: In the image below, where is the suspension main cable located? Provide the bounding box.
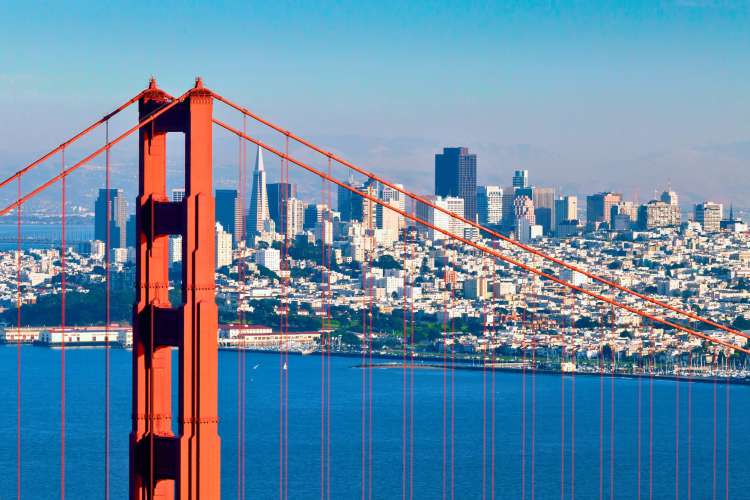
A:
[209,91,747,340]
[212,119,750,355]
[0,90,191,218]
[0,90,146,191]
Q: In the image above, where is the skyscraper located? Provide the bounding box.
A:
[338,177,362,222]
[435,147,477,222]
[532,187,555,234]
[415,195,465,241]
[215,189,244,246]
[169,189,185,265]
[512,169,529,189]
[267,182,297,231]
[637,200,680,230]
[554,195,578,222]
[94,188,128,249]
[247,145,270,238]
[586,192,622,225]
[694,202,723,232]
[476,186,504,225]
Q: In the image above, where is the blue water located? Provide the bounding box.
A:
[0,223,93,250]
[0,345,747,499]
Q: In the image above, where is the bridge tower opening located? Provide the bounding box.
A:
[130,78,220,499]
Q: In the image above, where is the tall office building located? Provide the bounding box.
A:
[554,195,578,222]
[351,182,379,228]
[637,200,681,230]
[694,202,723,232]
[532,187,555,234]
[304,203,326,230]
[267,182,297,232]
[513,195,536,225]
[512,169,529,189]
[279,197,307,239]
[501,186,517,229]
[247,145,270,237]
[435,147,477,221]
[476,186,504,226]
[415,195,465,241]
[94,188,128,249]
[338,177,362,222]
[215,189,244,246]
[586,192,622,225]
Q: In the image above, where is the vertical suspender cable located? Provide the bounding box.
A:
[104,121,111,500]
[320,155,326,500]
[521,297,526,500]
[610,304,615,500]
[687,351,693,500]
[326,157,333,500]
[401,212,408,500]
[598,309,607,500]
[360,213,367,500]
[724,355,729,500]
[675,345,680,500]
[712,355,717,500]
[450,272,455,500]
[408,197,415,500]
[16,175,22,500]
[442,269,447,499]
[560,294,566,500]
[60,147,67,500]
[490,259,496,500]
[481,286,489,500]
[571,296,576,500]
[636,344,645,500]
[649,322,654,500]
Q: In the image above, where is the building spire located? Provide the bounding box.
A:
[254,144,265,172]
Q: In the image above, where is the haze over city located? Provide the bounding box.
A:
[2,1,749,206]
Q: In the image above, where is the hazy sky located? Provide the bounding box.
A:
[1,1,749,206]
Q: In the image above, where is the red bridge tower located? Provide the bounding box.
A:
[130,78,221,499]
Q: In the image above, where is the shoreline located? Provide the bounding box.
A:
[227,347,750,386]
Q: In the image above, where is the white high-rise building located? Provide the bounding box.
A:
[169,189,185,265]
[171,188,185,203]
[247,145,270,238]
[169,235,182,265]
[255,248,281,273]
[281,197,306,239]
[375,199,402,247]
[476,185,503,225]
[415,195,465,241]
[694,202,723,232]
[215,222,233,269]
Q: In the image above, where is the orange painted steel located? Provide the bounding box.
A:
[214,118,749,355]
[131,79,220,500]
[210,91,749,342]
[0,90,146,190]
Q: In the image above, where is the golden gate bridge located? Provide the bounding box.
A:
[0,78,745,499]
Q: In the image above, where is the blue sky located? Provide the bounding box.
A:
[1,1,749,205]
